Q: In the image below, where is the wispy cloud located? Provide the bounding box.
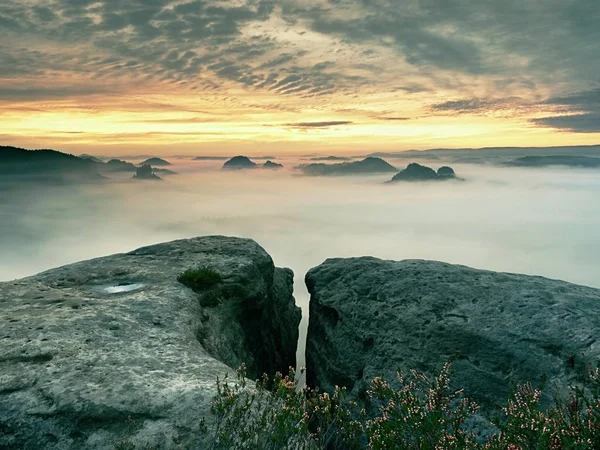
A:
[283,121,353,129]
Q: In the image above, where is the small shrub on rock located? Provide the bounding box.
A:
[177,267,222,293]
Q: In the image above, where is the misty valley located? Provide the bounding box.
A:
[2,145,600,449]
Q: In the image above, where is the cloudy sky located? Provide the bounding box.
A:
[1,0,599,155]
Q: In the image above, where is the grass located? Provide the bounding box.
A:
[177,266,222,293]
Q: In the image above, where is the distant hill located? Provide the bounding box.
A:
[369,144,600,163]
[222,156,258,170]
[503,155,600,168]
[309,156,352,162]
[102,159,137,172]
[298,157,397,176]
[263,160,284,169]
[193,156,230,161]
[79,154,105,163]
[139,157,171,166]
[0,146,102,182]
[389,163,461,182]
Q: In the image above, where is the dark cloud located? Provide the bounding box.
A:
[431,99,502,113]
[377,116,410,121]
[531,114,600,133]
[284,121,353,129]
[531,88,600,132]
[0,86,111,101]
[0,0,599,114]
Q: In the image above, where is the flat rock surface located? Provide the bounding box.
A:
[306,258,600,424]
[0,236,300,449]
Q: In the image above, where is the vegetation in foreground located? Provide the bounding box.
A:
[199,363,600,450]
[177,267,222,293]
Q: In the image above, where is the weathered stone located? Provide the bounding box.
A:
[0,236,301,450]
[306,258,600,427]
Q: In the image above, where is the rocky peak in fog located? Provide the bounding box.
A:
[390,162,461,182]
[222,155,258,170]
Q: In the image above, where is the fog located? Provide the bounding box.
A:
[2,158,600,365]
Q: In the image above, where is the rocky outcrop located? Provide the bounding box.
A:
[306,258,600,425]
[133,164,161,180]
[0,236,301,449]
[389,162,460,182]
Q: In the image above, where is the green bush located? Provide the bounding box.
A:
[200,364,600,450]
[178,266,222,293]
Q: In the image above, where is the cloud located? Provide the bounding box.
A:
[0,0,599,135]
[531,88,600,132]
[377,117,411,121]
[283,121,353,129]
[531,114,600,133]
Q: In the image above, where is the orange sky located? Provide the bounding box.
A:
[1,0,599,156]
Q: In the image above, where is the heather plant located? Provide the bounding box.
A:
[199,363,600,450]
[201,364,361,450]
[485,367,600,450]
[363,363,480,450]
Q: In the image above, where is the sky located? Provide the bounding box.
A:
[1,0,600,156]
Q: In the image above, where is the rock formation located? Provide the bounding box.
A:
[133,164,161,180]
[298,157,397,176]
[305,257,600,431]
[0,237,301,449]
[390,162,461,182]
[437,166,457,178]
[222,156,258,170]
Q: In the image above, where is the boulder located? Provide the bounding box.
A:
[0,236,301,449]
[305,258,600,426]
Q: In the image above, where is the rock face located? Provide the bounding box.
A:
[222,156,257,170]
[299,157,397,176]
[0,236,301,449]
[306,258,600,423]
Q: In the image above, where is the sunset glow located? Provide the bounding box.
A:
[1,0,599,156]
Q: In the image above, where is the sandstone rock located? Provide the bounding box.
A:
[306,258,600,426]
[0,236,300,449]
